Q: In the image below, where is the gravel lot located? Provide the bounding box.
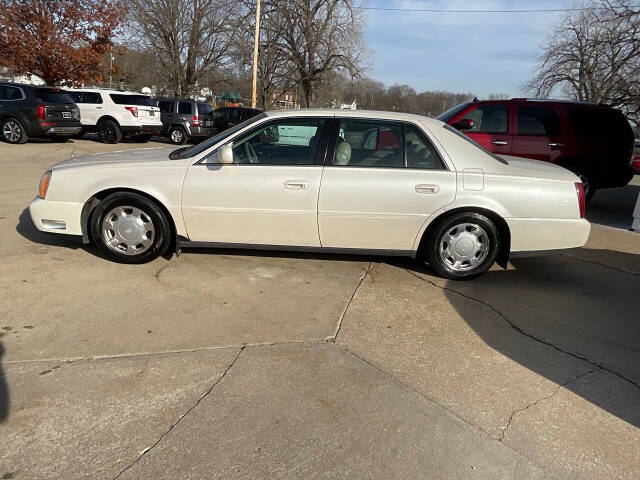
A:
[1,136,639,479]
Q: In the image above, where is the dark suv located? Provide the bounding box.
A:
[212,106,263,134]
[438,98,635,200]
[157,98,215,144]
[0,83,81,143]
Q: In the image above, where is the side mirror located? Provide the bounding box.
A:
[452,118,473,131]
[208,143,234,164]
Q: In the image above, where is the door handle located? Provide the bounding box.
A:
[415,184,440,194]
[548,143,564,147]
[492,140,508,146]
[284,180,309,190]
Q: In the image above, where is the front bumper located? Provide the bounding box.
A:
[121,125,163,136]
[29,198,84,236]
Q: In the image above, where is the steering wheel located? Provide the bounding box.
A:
[244,142,258,163]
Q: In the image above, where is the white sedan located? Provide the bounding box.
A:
[29,109,590,279]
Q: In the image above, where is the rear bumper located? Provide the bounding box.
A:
[507,218,591,254]
[29,198,84,236]
[121,125,163,136]
[44,126,82,136]
[187,125,214,137]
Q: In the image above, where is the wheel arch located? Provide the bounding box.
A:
[416,206,511,269]
[81,187,178,254]
[97,115,121,127]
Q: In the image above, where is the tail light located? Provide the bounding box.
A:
[37,105,46,120]
[125,106,138,117]
[191,115,199,126]
[575,182,585,218]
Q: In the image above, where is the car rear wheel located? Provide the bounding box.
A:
[1,118,28,144]
[169,126,187,145]
[90,193,171,264]
[98,119,123,144]
[575,171,595,202]
[423,212,499,280]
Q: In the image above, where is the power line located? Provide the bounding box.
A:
[362,5,639,14]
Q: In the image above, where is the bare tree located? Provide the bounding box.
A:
[127,0,239,97]
[528,0,640,121]
[267,0,366,107]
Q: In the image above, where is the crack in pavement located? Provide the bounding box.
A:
[112,346,245,479]
[328,261,372,343]
[561,252,640,277]
[153,262,172,282]
[498,368,600,442]
[402,267,640,391]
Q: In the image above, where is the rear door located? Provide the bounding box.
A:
[69,91,102,125]
[182,116,329,246]
[456,103,512,155]
[512,105,563,162]
[318,118,456,251]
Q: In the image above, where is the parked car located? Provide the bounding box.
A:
[29,109,589,280]
[0,82,81,144]
[437,98,635,201]
[632,138,640,174]
[156,98,215,145]
[66,88,162,143]
[212,106,262,133]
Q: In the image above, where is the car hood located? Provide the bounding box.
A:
[51,147,176,170]
[497,155,580,183]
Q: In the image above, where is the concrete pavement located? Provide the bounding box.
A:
[1,138,639,479]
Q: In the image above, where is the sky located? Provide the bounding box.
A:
[363,0,570,98]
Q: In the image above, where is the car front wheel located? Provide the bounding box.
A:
[423,212,499,280]
[90,193,171,264]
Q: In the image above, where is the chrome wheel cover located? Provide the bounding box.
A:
[439,222,490,272]
[171,129,184,143]
[3,121,21,142]
[102,206,155,256]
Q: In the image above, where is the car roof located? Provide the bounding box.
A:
[262,108,444,126]
[66,88,146,95]
[470,98,610,108]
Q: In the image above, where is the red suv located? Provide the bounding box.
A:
[438,98,635,200]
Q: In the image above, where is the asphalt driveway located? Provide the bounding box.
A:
[0,137,638,479]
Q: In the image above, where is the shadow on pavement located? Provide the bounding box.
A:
[16,208,84,250]
[0,342,8,422]
[587,181,639,230]
[404,251,640,428]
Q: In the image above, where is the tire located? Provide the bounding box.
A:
[134,135,151,143]
[98,119,123,144]
[90,192,172,264]
[1,117,28,144]
[423,212,500,280]
[168,126,187,145]
[574,171,595,202]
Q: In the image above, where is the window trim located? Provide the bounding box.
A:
[460,104,509,135]
[515,105,561,137]
[0,85,26,101]
[198,116,332,167]
[325,117,448,171]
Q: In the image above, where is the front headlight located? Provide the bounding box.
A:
[38,171,51,199]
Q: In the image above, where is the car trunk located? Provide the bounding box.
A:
[34,88,80,126]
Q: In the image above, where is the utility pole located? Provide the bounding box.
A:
[251,0,261,108]
[109,53,114,89]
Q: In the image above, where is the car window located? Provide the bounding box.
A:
[35,88,74,104]
[158,100,173,113]
[517,106,560,135]
[178,102,192,114]
[110,94,155,106]
[170,113,267,159]
[460,105,508,133]
[68,92,83,103]
[404,124,445,169]
[83,92,102,104]
[333,119,403,168]
[213,108,226,120]
[3,86,24,101]
[197,102,213,115]
[229,109,241,121]
[230,118,325,165]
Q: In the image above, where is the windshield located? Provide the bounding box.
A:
[436,102,471,122]
[35,88,74,104]
[443,124,508,165]
[110,94,155,106]
[169,112,267,159]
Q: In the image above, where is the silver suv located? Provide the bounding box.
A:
[157,98,215,144]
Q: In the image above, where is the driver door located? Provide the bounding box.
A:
[181,117,329,246]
